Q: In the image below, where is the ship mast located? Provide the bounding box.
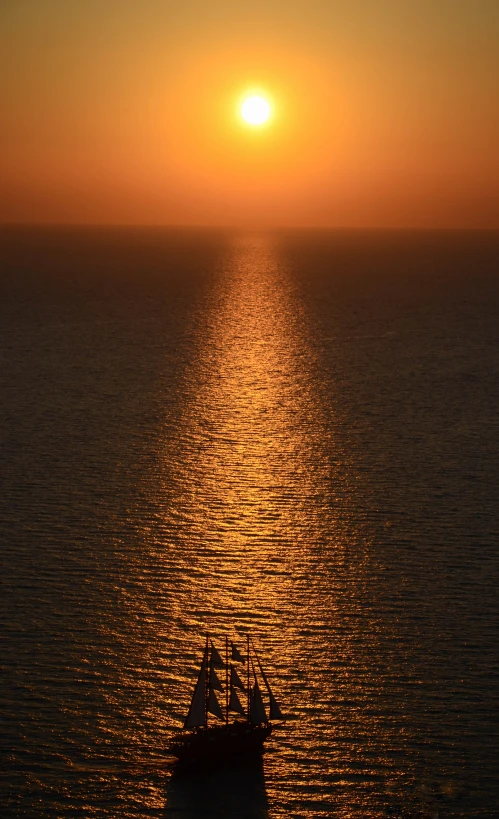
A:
[204,633,209,728]
[225,636,229,725]
[246,634,251,722]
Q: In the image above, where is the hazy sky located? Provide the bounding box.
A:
[1,0,498,227]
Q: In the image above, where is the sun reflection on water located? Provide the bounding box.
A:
[157,233,345,631]
[136,233,379,815]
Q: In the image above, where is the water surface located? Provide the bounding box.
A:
[1,227,498,818]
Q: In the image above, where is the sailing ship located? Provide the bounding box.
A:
[169,635,283,770]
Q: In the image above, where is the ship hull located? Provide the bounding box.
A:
[170,721,272,771]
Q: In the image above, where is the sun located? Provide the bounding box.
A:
[240,94,272,126]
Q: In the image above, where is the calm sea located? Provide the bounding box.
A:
[1,227,498,819]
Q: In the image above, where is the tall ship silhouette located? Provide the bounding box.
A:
[169,636,284,770]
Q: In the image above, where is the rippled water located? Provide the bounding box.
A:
[1,227,498,818]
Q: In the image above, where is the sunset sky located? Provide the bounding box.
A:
[1,0,498,227]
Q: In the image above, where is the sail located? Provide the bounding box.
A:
[250,681,267,725]
[253,644,284,720]
[228,687,245,715]
[268,691,284,720]
[230,666,245,691]
[184,649,207,729]
[210,642,224,667]
[209,666,223,691]
[231,642,245,663]
[207,688,224,720]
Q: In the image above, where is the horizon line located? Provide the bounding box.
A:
[1,222,499,233]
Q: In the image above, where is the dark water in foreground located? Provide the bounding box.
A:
[1,227,498,818]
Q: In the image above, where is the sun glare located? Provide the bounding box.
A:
[241,95,272,126]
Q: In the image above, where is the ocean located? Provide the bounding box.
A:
[1,227,498,818]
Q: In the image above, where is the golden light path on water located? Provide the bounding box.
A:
[104,234,404,819]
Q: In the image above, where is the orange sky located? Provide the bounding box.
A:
[1,1,498,227]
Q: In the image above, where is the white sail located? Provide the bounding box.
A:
[230,666,245,691]
[228,687,245,715]
[250,681,267,725]
[209,666,223,691]
[184,649,207,729]
[231,642,245,663]
[207,688,224,720]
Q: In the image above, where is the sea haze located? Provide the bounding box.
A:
[1,227,498,818]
